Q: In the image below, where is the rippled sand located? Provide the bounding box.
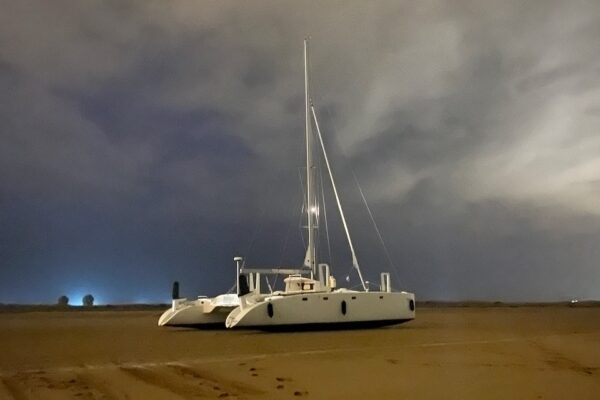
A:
[1,306,599,399]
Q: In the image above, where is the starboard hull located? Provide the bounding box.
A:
[237,318,413,332]
[226,291,415,330]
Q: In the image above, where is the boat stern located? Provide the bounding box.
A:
[158,298,233,327]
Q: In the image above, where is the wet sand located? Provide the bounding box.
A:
[1,306,599,399]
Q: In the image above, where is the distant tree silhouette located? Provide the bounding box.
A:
[57,295,69,306]
[82,294,94,307]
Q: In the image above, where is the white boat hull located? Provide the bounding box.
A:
[225,290,415,330]
[158,294,239,327]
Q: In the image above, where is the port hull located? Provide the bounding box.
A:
[158,294,239,327]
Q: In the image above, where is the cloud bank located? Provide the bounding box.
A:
[1,0,599,302]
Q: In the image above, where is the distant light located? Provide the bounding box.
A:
[571,299,579,303]
[67,290,103,306]
[310,206,318,214]
[71,297,83,306]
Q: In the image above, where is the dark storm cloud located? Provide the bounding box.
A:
[0,0,599,303]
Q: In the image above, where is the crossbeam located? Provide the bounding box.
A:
[240,267,312,275]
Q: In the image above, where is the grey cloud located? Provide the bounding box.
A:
[1,0,599,302]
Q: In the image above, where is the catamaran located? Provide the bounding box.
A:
[158,294,239,327]
[225,39,415,330]
[158,268,265,327]
[157,278,238,326]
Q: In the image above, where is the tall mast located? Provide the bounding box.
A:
[303,38,317,275]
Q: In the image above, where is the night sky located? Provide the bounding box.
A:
[1,1,599,304]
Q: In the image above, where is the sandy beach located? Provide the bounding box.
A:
[1,306,599,399]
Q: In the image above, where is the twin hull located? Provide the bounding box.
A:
[158,294,239,327]
[226,291,415,329]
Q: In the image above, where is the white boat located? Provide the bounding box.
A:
[158,294,239,327]
[158,266,258,327]
[225,39,415,330]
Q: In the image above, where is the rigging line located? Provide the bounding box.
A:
[275,195,304,292]
[352,171,403,287]
[226,283,236,294]
[242,182,277,268]
[318,150,334,269]
[316,98,403,289]
[279,182,302,266]
[242,205,266,269]
[278,200,298,266]
[298,166,307,210]
[265,275,273,294]
[308,71,355,281]
[297,167,307,251]
[311,105,366,291]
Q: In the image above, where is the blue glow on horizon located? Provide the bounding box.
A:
[66,289,103,306]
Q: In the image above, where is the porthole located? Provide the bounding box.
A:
[341,300,347,315]
[409,299,415,311]
[267,303,274,318]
